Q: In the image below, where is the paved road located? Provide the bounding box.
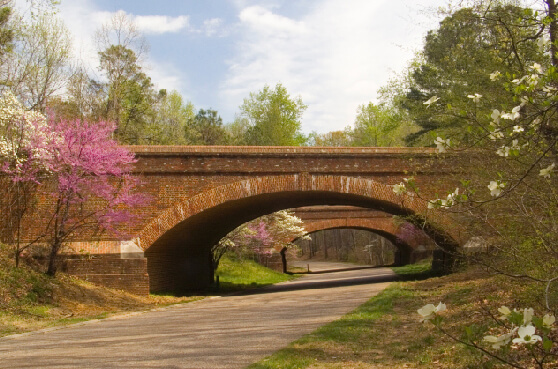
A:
[0,264,396,369]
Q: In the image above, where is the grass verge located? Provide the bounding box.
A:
[0,243,200,337]
[247,266,555,369]
[215,253,298,292]
[391,258,445,281]
[1,249,296,336]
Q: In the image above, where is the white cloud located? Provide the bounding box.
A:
[220,0,442,134]
[239,6,306,35]
[134,15,190,34]
[203,18,226,37]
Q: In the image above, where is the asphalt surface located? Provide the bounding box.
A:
[0,262,396,369]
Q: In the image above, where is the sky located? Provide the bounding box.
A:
[50,0,449,134]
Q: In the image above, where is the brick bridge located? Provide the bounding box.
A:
[64,146,460,295]
[292,206,435,264]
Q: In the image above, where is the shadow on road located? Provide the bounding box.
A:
[291,265,386,275]
[230,272,399,296]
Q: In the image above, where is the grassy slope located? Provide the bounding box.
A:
[248,264,555,369]
[216,253,297,291]
[0,245,200,336]
[0,248,296,337]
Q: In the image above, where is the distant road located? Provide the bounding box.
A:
[0,263,396,369]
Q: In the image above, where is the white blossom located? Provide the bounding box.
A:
[539,163,555,178]
[498,306,512,319]
[543,314,556,328]
[392,182,407,195]
[512,126,524,134]
[489,129,504,141]
[423,96,439,108]
[488,181,505,197]
[434,137,450,153]
[490,109,501,125]
[484,330,516,349]
[523,308,534,325]
[512,325,542,345]
[528,74,540,86]
[490,71,501,81]
[512,76,526,85]
[417,302,446,322]
[530,63,543,74]
[501,106,521,121]
[543,85,556,96]
[497,146,511,157]
[467,93,482,103]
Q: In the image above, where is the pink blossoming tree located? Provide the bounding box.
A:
[0,90,146,276]
[43,118,146,276]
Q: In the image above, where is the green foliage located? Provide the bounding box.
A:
[307,130,351,147]
[154,90,195,145]
[186,108,229,145]
[98,44,158,144]
[0,5,13,59]
[399,5,546,145]
[349,102,410,147]
[240,83,308,146]
[391,259,443,281]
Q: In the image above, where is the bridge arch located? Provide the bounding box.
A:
[140,174,457,293]
[293,218,422,266]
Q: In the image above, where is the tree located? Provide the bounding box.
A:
[239,83,308,146]
[187,109,229,145]
[307,130,352,147]
[225,116,250,145]
[0,7,71,111]
[98,44,156,144]
[61,65,107,122]
[95,10,149,64]
[398,4,546,145]
[350,102,409,147]
[41,118,145,276]
[154,90,195,145]
[95,12,158,144]
[0,91,144,275]
[0,90,55,266]
[393,1,558,365]
[0,2,14,60]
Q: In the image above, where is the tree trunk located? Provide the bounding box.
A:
[280,247,287,274]
[323,231,328,259]
[46,239,62,276]
[547,0,558,67]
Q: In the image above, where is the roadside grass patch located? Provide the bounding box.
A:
[215,253,297,291]
[248,267,547,368]
[0,243,200,337]
[391,258,445,281]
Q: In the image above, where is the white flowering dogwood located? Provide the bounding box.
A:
[423,95,440,108]
[419,303,556,366]
[0,90,58,181]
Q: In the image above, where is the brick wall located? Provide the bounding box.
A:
[64,257,149,295]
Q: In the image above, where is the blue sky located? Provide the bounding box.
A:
[54,0,448,134]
